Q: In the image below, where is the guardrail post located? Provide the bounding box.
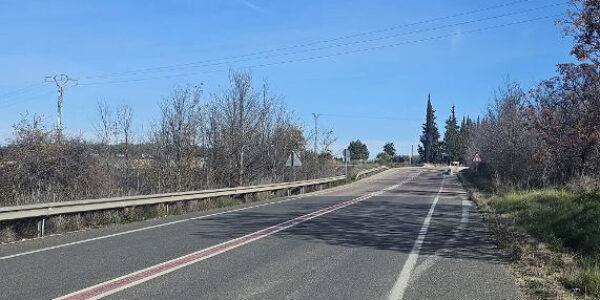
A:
[37,218,45,238]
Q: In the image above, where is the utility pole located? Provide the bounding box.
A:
[45,74,77,143]
[312,113,321,155]
[411,144,414,165]
[343,149,350,180]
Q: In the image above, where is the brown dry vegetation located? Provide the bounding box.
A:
[0,71,353,207]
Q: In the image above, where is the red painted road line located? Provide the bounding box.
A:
[55,185,401,300]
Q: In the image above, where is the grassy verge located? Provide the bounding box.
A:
[460,171,600,299]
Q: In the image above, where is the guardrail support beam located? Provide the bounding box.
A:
[37,218,45,238]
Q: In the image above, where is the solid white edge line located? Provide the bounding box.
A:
[387,175,445,300]
[0,187,330,261]
[0,168,409,261]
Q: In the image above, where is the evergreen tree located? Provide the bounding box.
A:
[443,105,461,162]
[418,94,441,163]
[348,140,369,160]
[383,142,396,157]
[458,115,474,163]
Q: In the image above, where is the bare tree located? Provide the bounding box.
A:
[152,85,203,191]
[117,105,133,193]
[95,101,115,192]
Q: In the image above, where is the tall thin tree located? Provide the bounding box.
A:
[418,94,441,163]
[443,105,460,162]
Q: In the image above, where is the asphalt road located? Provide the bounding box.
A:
[0,168,521,300]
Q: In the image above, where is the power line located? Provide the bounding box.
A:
[76,2,565,82]
[79,14,559,86]
[0,0,565,103]
[320,113,422,122]
[80,0,549,81]
[0,82,49,101]
[0,87,54,108]
[0,0,562,98]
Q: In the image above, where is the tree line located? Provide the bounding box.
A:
[0,71,343,206]
[419,0,600,188]
[417,93,472,165]
[465,1,600,188]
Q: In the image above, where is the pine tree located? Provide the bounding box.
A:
[418,94,441,163]
[348,140,369,160]
[443,105,460,162]
[383,142,396,157]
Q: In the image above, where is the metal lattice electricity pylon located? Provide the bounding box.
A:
[312,113,321,154]
[45,74,77,143]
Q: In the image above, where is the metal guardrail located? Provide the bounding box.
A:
[355,166,388,180]
[0,166,389,240]
[0,175,348,222]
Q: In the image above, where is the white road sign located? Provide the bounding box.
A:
[286,151,302,167]
[343,149,351,163]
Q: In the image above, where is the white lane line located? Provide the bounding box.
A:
[54,174,422,300]
[410,196,471,281]
[0,168,410,261]
[387,175,446,300]
[0,187,338,261]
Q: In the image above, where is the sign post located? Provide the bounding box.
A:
[286,151,302,181]
[343,149,351,179]
[472,152,482,172]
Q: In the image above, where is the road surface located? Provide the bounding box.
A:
[0,168,521,300]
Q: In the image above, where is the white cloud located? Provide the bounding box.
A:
[238,0,268,14]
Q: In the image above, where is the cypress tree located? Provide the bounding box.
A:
[443,105,461,162]
[418,94,441,163]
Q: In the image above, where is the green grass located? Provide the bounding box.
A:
[488,189,600,297]
[490,190,600,254]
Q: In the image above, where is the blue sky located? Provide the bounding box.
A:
[0,0,574,157]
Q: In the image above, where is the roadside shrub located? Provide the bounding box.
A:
[0,224,16,243]
[567,176,600,193]
[564,256,600,297]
